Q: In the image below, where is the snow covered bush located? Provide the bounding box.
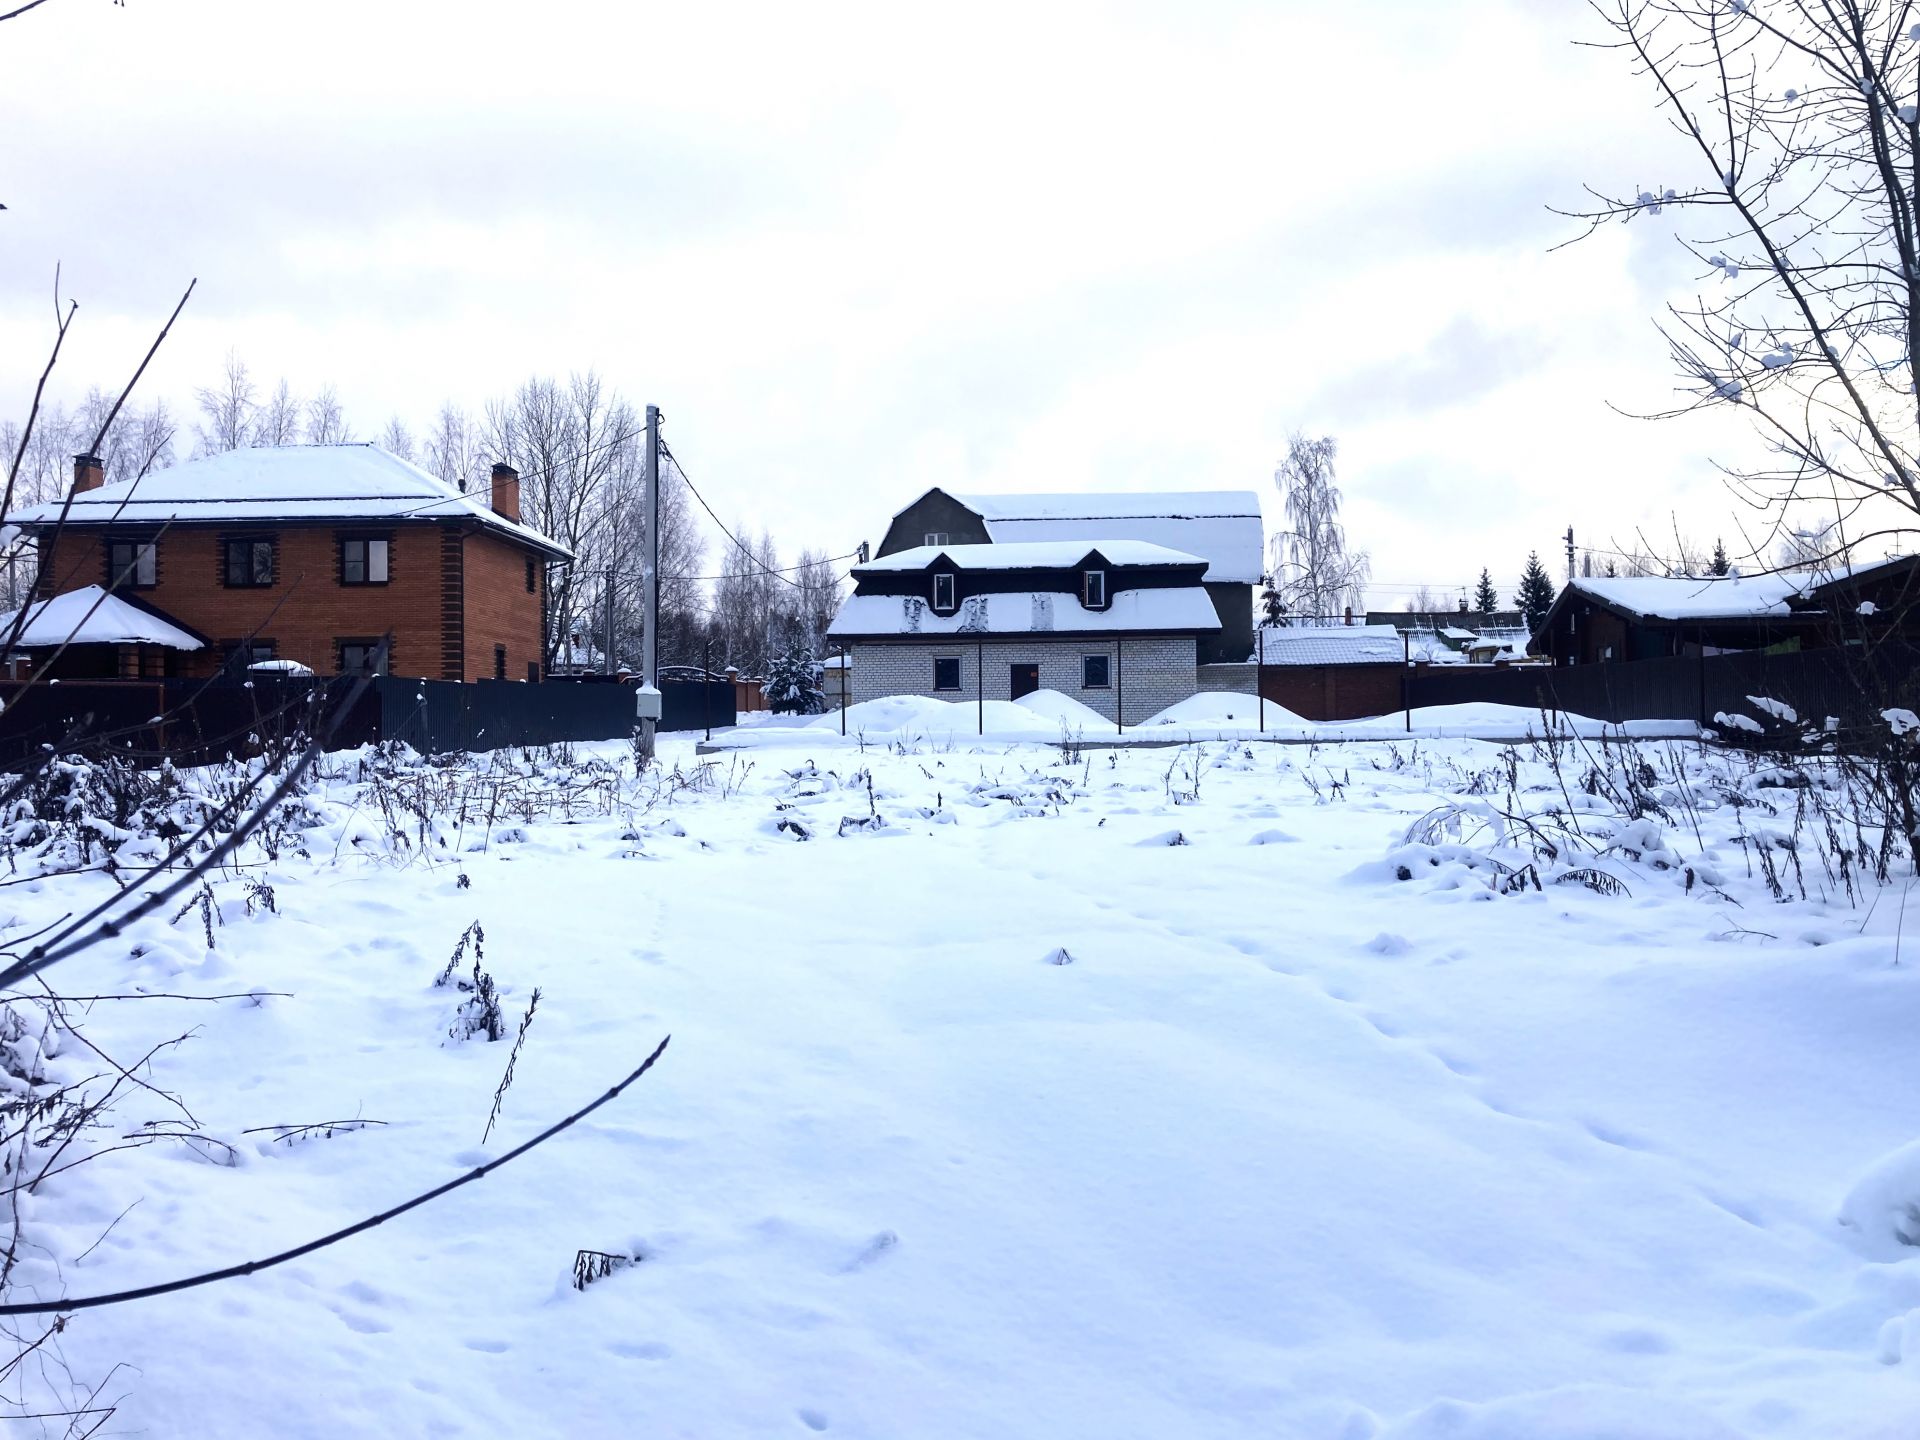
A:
[1839,1139,1920,1262]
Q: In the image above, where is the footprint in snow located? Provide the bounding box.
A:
[797,1411,830,1432]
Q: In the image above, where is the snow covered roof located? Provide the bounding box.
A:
[12,445,571,559]
[1568,573,1808,621]
[829,587,1222,638]
[949,491,1265,584]
[855,540,1204,573]
[0,585,204,650]
[1259,624,1404,666]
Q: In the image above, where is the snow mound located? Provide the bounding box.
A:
[1137,692,1307,728]
[1014,688,1113,730]
[807,695,1060,739]
[1839,1138,1920,1260]
[1380,1385,1750,1440]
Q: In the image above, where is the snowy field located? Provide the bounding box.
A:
[3,716,1919,1439]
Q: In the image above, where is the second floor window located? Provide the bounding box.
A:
[1083,569,1107,608]
[525,558,537,593]
[341,538,390,585]
[932,572,956,612]
[924,531,950,547]
[107,539,156,589]
[224,539,274,588]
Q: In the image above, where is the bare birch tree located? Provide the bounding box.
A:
[305,385,351,444]
[255,378,302,447]
[1566,1,1920,568]
[1270,431,1370,622]
[193,350,257,455]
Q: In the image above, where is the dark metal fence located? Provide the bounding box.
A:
[0,676,737,768]
[1404,644,1920,727]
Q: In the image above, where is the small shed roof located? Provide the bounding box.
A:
[0,586,204,650]
[1566,573,1807,621]
[1259,624,1404,666]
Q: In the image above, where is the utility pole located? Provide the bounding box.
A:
[636,404,663,760]
[1565,526,1576,582]
[603,564,615,677]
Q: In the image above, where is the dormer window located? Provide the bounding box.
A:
[924,532,950,547]
[932,572,956,612]
[1083,569,1107,608]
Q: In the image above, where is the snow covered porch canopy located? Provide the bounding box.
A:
[0,585,208,681]
[827,540,1222,725]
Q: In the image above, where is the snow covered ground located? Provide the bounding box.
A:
[720,690,1702,750]
[3,730,1918,1438]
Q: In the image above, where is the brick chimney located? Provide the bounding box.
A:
[73,453,104,494]
[490,462,520,521]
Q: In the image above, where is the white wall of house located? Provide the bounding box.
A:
[847,635,1197,724]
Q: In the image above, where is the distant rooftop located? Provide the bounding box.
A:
[942,490,1265,584]
[1259,623,1404,666]
[856,539,1205,573]
[14,445,571,558]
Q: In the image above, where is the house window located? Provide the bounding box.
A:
[933,656,961,691]
[106,539,156,589]
[932,573,956,612]
[494,645,507,680]
[1083,569,1107,608]
[340,537,390,585]
[1081,654,1111,689]
[223,538,275,588]
[525,558,537,593]
[924,532,950,547]
[338,639,390,676]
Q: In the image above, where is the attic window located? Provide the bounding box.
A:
[924,532,950,547]
[1083,569,1107,608]
[932,572,956,612]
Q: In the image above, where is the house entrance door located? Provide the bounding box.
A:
[1010,663,1040,699]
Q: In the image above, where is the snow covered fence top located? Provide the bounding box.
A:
[1259,624,1405,665]
[12,444,571,559]
[829,587,1222,638]
[0,585,205,650]
[952,490,1264,583]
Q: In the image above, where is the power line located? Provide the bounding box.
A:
[658,437,808,590]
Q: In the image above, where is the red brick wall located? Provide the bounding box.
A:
[33,522,541,681]
[461,531,544,682]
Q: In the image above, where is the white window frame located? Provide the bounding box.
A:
[1083,569,1107,608]
[924,531,950,547]
[932,572,956,612]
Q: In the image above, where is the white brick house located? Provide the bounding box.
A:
[827,540,1219,723]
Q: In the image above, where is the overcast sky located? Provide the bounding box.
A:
[3,0,1771,608]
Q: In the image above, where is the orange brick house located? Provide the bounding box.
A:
[12,444,569,682]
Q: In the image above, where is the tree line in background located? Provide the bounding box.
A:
[0,352,849,678]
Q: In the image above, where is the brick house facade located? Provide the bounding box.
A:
[15,445,568,682]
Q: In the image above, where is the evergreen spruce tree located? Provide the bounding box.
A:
[1516,551,1557,636]
[1709,538,1731,576]
[1259,574,1287,626]
[761,620,826,715]
[1472,567,1498,615]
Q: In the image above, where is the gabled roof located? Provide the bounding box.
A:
[829,587,1222,638]
[1259,624,1404,666]
[1562,573,1808,622]
[854,539,1205,574]
[0,585,206,650]
[13,445,571,559]
[939,490,1265,583]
